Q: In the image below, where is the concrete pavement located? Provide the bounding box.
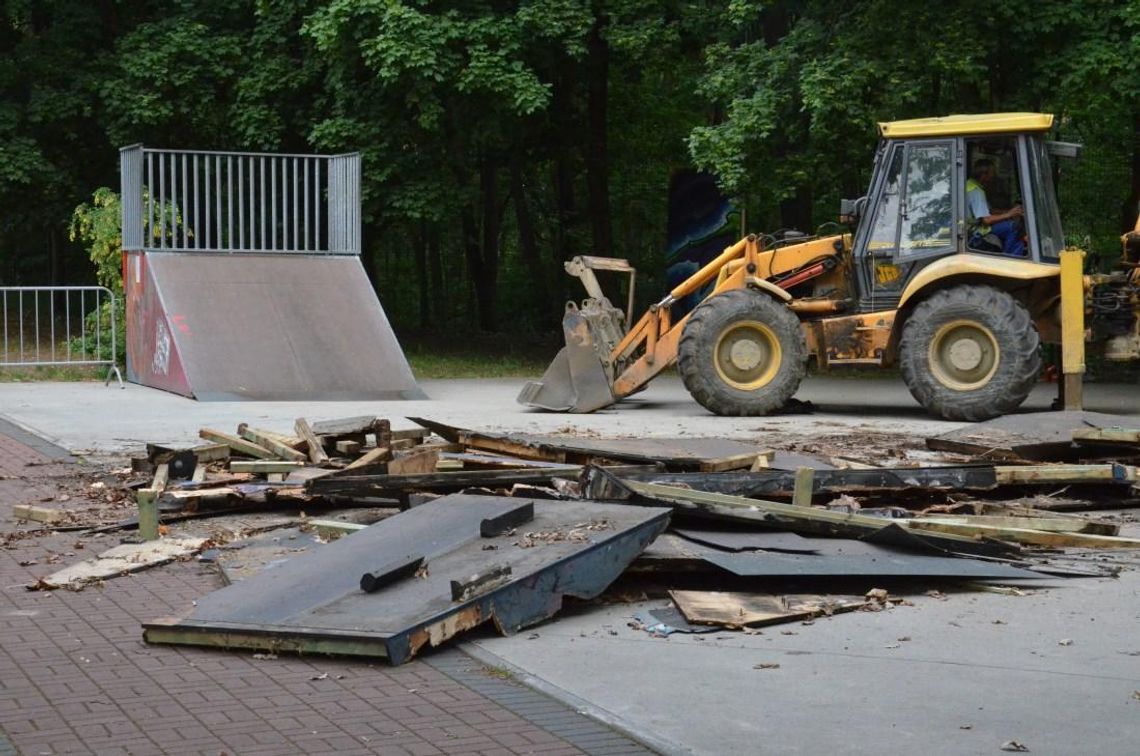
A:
[1,375,1138,755]
[1,374,1137,456]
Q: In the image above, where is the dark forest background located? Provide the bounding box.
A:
[2,0,1137,343]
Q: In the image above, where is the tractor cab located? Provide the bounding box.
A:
[849,113,1067,312]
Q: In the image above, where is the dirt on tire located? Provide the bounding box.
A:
[899,284,1041,421]
[678,289,807,416]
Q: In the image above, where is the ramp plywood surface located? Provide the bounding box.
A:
[126,252,426,401]
[926,411,1139,459]
[144,494,669,664]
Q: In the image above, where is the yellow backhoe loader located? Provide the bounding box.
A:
[519,113,1140,420]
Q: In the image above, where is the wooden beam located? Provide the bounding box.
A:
[621,480,999,551]
[294,418,331,465]
[993,464,1135,484]
[792,467,814,507]
[344,446,392,471]
[915,514,1119,536]
[699,450,776,473]
[12,505,65,525]
[1072,428,1140,444]
[904,519,1140,548]
[199,428,277,460]
[335,440,362,456]
[137,489,160,541]
[311,416,380,437]
[191,443,231,463]
[237,425,307,462]
[230,461,307,474]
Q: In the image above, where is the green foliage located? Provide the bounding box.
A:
[69,188,122,292]
[1,0,1138,345]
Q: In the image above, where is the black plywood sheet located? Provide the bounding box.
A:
[145,494,669,664]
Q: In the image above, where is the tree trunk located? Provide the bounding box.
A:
[586,8,612,258]
[415,221,430,328]
[552,63,578,264]
[462,160,500,332]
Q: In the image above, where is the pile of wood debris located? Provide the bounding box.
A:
[19,411,1140,664]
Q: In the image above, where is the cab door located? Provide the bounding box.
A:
[854,139,959,311]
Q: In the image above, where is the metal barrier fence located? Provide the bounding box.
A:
[0,286,123,386]
[120,145,361,255]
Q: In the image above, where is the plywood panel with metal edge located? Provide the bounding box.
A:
[144,495,669,664]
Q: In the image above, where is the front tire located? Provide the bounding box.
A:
[899,285,1041,421]
[678,289,807,416]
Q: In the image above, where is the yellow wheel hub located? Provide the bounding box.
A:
[928,319,1000,391]
[714,321,782,391]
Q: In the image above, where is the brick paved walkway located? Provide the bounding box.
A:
[0,425,655,756]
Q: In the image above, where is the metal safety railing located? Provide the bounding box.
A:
[120,145,361,255]
[0,286,124,386]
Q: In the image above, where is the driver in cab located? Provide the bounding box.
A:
[966,158,1026,257]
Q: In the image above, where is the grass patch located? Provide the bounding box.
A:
[401,332,554,379]
[0,365,107,382]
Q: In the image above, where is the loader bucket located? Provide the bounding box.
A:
[517,304,616,413]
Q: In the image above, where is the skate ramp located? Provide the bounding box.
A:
[125,252,426,401]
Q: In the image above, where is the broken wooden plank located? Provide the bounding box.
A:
[390,428,430,443]
[311,416,380,437]
[993,463,1135,484]
[294,418,331,465]
[238,425,308,462]
[151,463,170,493]
[670,590,869,628]
[335,440,362,456]
[903,520,1140,548]
[305,519,369,539]
[137,489,160,540]
[699,450,775,473]
[408,418,774,470]
[618,478,1015,556]
[12,505,66,525]
[915,514,1119,536]
[192,443,231,463]
[1071,428,1140,444]
[306,466,583,496]
[344,446,393,472]
[230,461,306,474]
[792,467,814,507]
[439,452,576,470]
[34,536,208,590]
[200,428,277,460]
[387,449,440,476]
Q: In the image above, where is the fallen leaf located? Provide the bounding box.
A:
[884,643,901,649]
[752,663,780,670]
[960,725,973,730]
[311,672,328,680]
[1000,741,1030,752]
[897,636,912,642]
[1058,639,1073,646]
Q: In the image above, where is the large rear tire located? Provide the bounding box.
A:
[678,289,807,416]
[899,285,1041,421]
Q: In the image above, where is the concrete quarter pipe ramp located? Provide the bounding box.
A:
[120,145,425,401]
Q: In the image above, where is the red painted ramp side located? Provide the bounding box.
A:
[125,252,194,398]
[136,253,426,401]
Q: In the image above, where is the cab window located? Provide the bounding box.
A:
[898,142,954,258]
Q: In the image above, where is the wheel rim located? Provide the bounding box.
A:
[928,319,1000,391]
[714,320,782,390]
